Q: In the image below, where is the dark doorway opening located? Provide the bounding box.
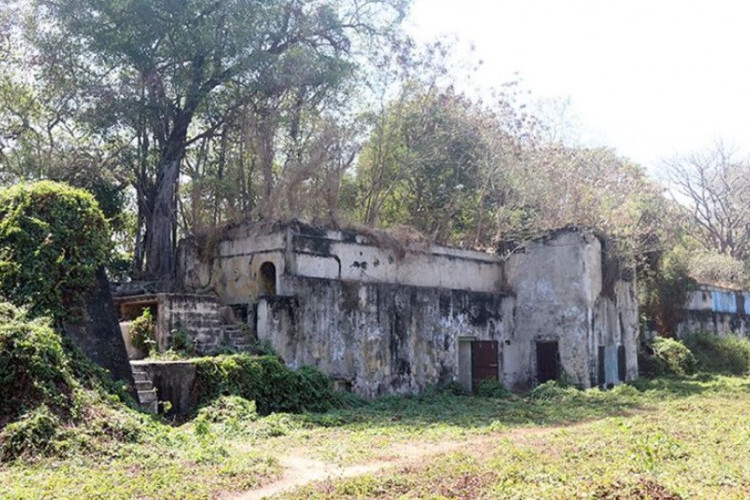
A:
[536,341,559,383]
[471,340,499,391]
[598,345,606,386]
[259,262,277,295]
[617,345,626,382]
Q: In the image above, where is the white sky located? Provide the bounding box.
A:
[406,0,750,174]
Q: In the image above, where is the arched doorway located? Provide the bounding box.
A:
[259,261,277,295]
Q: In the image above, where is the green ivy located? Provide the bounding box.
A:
[0,181,111,322]
[0,301,144,462]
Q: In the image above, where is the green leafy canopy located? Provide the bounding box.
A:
[0,181,111,321]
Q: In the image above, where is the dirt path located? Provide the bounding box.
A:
[233,439,480,500]
[231,424,580,500]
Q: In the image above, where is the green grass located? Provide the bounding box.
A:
[3,375,750,498]
[289,376,750,499]
[0,408,278,499]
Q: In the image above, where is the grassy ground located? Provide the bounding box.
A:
[3,375,750,498]
[289,376,750,499]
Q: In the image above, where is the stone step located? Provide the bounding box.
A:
[142,400,158,414]
[194,341,219,352]
[135,380,153,392]
[132,371,150,383]
[138,389,158,404]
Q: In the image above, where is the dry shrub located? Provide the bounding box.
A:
[342,222,430,260]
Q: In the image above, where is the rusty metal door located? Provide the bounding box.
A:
[472,340,499,390]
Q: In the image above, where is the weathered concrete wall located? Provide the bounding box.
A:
[504,229,638,389]
[178,222,503,305]
[679,285,750,338]
[178,230,287,305]
[63,267,134,385]
[175,223,638,396]
[155,294,224,354]
[593,278,639,384]
[680,310,750,338]
[133,360,196,415]
[257,276,514,398]
[289,231,502,293]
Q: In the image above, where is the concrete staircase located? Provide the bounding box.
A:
[223,324,253,351]
[131,364,158,414]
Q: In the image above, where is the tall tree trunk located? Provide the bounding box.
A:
[143,109,192,280]
[145,157,180,280]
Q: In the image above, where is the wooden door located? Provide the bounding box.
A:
[472,340,499,391]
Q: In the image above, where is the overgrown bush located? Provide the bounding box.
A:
[528,380,583,401]
[130,309,156,355]
[639,247,696,336]
[196,395,259,424]
[0,304,76,425]
[475,379,512,398]
[0,405,60,461]
[688,250,747,289]
[639,337,697,377]
[191,354,343,415]
[438,381,468,396]
[0,181,111,321]
[168,327,195,356]
[0,301,147,462]
[683,332,750,375]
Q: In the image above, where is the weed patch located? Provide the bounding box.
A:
[594,477,682,499]
[683,332,750,375]
[191,354,343,414]
[640,336,697,377]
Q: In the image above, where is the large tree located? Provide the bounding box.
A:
[30,0,407,280]
[663,142,750,261]
[355,81,532,246]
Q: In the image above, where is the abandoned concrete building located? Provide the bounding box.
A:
[115,222,639,402]
[678,284,750,338]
